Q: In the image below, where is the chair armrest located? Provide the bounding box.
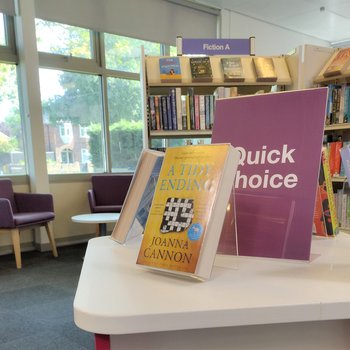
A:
[15,192,54,213]
[0,198,15,228]
[87,189,96,213]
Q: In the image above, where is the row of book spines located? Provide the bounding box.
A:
[335,188,350,229]
[325,84,350,125]
[148,89,215,131]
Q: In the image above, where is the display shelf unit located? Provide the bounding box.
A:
[312,47,350,232]
[141,48,292,149]
[312,46,350,157]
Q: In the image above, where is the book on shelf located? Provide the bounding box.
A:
[111,149,164,244]
[339,144,350,229]
[221,57,245,82]
[323,48,350,78]
[159,57,182,83]
[189,56,213,83]
[327,139,342,177]
[325,84,350,125]
[212,88,328,260]
[340,143,350,183]
[313,147,338,236]
[313,183,328,237]
[335,186,350,230]
[252,57,278,82]
[136,143,240,281]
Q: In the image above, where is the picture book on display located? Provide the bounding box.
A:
[136,144,240,281]
[323,48,350,78]
[252,57,277,82]
[159,57,182,83]
[189,56,213,83]
[111,149,164,244]
[211,88,328,261]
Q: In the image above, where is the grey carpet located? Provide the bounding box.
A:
[0,244,94,349]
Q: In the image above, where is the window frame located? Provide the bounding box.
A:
[0,14,17,63]
[1,15,173,178]
[36,20,165,174]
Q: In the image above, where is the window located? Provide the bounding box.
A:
[35,19,93,59]
[0,13,6,46]
[36,19,171,174]
[79,125,89,138]
[81,148,90,164]
[61,148,73,164]
[0,63,26,175]
[104,33,161,73]
[107,77,143,171]
[40,69,105,174]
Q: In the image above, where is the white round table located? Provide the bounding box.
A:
[72,213,120,236]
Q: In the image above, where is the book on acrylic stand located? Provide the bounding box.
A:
[136,144,240,281]
[111,149,165,245]
[211,87,328,261]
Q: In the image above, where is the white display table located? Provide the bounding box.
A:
[74,233,350,350]
[71,213,120,236]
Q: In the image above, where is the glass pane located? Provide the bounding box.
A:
[0,63,26,175]
[104,34,161,73]
[0,13,6,46]
[40,69,105,174]
[170,45,177,56]
[35,19,92,59]
[107,77,143,171]
[150,138,211,150]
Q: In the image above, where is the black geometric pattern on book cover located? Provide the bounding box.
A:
[160,197,194,233]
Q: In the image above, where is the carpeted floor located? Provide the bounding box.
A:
[0,243,94,349]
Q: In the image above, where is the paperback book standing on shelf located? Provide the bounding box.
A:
[221,57,245,82]
[189,56,213,82]
[159,57,182,83]
[252,57,278,82]
[136,144,240,281]
[212,88,328,261]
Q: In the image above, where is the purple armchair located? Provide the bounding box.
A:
[88,174,133,213]
[0,179,58,269]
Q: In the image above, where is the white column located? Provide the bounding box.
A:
[14,0,51,249]
[219,9,231,38]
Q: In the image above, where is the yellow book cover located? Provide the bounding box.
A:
[253,57,278,82]
[136,144,240,281]
[321,147,339,234]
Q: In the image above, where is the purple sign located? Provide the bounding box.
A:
[212,88,328,260]
[181,38,252,55]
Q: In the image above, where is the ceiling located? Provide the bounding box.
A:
[189,0,350,44]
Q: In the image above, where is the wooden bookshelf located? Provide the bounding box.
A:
[141,50,292,149]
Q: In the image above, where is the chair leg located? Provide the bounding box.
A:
[45,223,58,258]
[96,224,100,237]
[10,228,22,269]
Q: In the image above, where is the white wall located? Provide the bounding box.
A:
[220,9,330,55]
